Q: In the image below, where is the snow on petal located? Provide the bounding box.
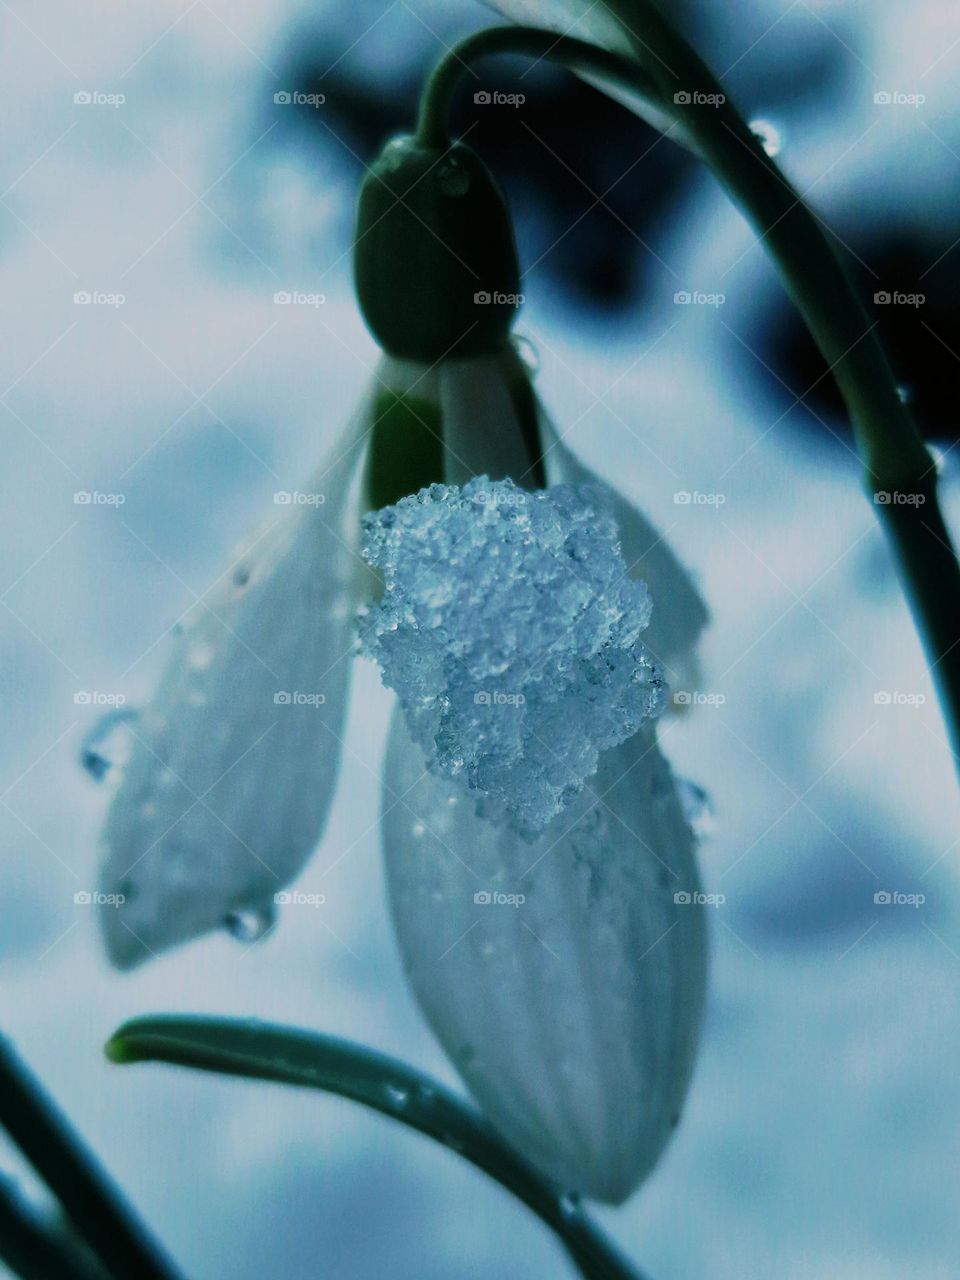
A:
[381,707,707,1203]
[360,476,666,834]
[96,386,373,968]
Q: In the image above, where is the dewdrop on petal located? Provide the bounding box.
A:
[360,476,667,834]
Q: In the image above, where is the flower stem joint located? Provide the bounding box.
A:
[354,135,521,363]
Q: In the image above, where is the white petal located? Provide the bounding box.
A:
[97,387,374,967]
[438,352,536,483]
[540,414,709,686]
[381,707,707,1203]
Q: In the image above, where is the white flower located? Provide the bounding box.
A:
[381,706,707,1203]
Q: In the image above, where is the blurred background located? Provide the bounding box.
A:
[1,1,959,1276]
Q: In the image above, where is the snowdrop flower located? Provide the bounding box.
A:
[95,127,711,1203]
[353,135,711,1202]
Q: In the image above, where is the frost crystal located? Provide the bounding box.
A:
[360,477,666,834]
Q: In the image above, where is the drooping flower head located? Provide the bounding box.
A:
[360,476,667,834]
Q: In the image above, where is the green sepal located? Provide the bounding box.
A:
[363,385,446,511]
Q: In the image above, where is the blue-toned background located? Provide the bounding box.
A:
[2,2,959,1276]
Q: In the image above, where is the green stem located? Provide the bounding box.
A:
[0,1179,110,1280]
[0,1036,183,1280]
[107,1015,649,1280]
[416,21,960,773]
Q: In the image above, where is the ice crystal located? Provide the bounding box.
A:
[360,477,666,834]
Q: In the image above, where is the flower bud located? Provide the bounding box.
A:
[354,136,521,363]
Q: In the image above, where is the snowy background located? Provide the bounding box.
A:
[1,1,959,1277]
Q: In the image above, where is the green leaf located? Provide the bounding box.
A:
[0,1034,182,1280]
[107,1015,650,1280]
[0,1177,111,1280]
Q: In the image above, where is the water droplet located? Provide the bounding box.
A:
[224,904,276,943]
[749,118,782,158]
[80,708,139,783]
[677,777,716,838]
[512,333,540,378]
[558,1193,581,1219]
[438,156,470,198]
[897,384,913,405]
[384,1083,410,1109]
[411,820,426,838]
[233,565,251,589]
[188,642,216,671]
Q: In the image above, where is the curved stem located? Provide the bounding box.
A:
[417,21,960,774]
[107,1015,649,1280]
[416,28,659,149]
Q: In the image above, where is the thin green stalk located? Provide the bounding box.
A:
[107,1015,650,1280]
[0,1179,110,1280]
[0,1035,183,1280]
[416,20,960,772]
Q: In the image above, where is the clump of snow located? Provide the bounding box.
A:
[360,476,666,834]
